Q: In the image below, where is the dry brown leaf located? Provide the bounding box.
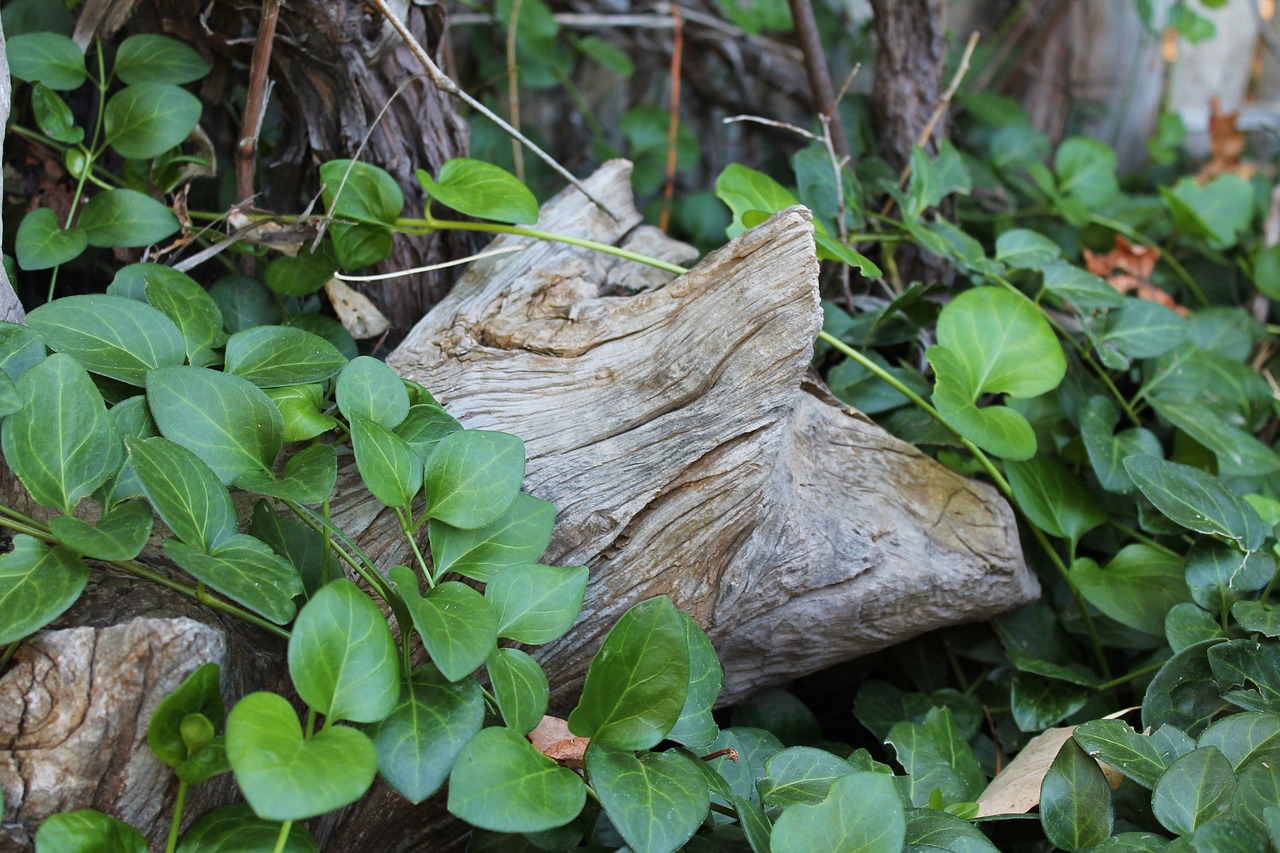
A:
[1196,96,1255,185]
[1083,235,1188,317]
[976,726,1075,817]
[528,715,589,771]
[325,277,391,340]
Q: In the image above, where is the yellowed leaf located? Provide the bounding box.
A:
[976,726,1076,817]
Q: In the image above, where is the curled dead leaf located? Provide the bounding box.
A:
[528,715,589,771]
[325,277,391,340]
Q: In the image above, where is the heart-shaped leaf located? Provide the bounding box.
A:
[758,747,859,809]
[370,664,484,804]
[1208,640,1280,714]
[320,160,404,226]
[266,384,339,444]
[587,744,709,853]
[447,726,586,832]
[14,207,86,270]
[336,356,409,428]
[1041,262,1124,310]
[226,691,377,821]
[224,325,347,388]
[771,771,905,853]
[2,354,122,513]
[104,83,202,160]
[488,648,549,734]
[27,294,184,385]
[1185,540,1275,612]
[424,430,526,529]
[486,563,587,644]
[666,612,723,749]
[928,344,1037,460]
[236,444,337,505]
[1055,137,1119,207]
[1006,455,1106,545]
[114,34,211,85]
[1144,640,1233,736]
[417,159,539,225]
[174,803,318,853]
[165,534,302,624]
[1079,395,1162,493]
[568,596,689,750]
[715,164,807,239]
[147,662,223,766]
[393,569,497,682]
[127,435,236,551]
[33,809,145,853]
[0,535,87,645]
[265,240,338,297]
[289,578,400,723]
[1069,545,1190,637]
[429,492,554,582]
[76,189,180,248]
[49,499,153,561]
[147,367,283,485]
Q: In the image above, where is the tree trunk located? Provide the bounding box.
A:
[869,0,948,170]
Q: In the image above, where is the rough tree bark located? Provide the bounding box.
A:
[869,0,948,170]
[0,161,1038,850]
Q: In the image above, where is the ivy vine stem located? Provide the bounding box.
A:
[272,820,292,853]
[163,780,188,853]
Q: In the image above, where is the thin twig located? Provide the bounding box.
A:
[722,114,819,141]
[332,245,528,281]
[506,0,526,183]
[788,0,849,161]
[237,0,279,204]
[368,0,621,220]
[659,4,684,232]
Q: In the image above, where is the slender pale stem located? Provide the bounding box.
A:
[272,821,292,853]
[164,780,188,853]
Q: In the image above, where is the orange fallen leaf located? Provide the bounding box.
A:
[1196,96,1255,185]
[1083,235,1188,317]
[528,715,589,771]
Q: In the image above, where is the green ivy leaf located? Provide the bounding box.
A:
[8,33,86,90]
[247,500,326,598]
[1166,602,1227,653]
[586,744,709,853]
[265,384,339,443]
[417,159,539,225]
[394,403,462,465]
[1069,545,1190,637]
[1079,396,1162,493]
[733,795,772,853]
[127,435,236,551]
[320,160,401,270]
[49,499,153,561]
[488,647,549,734]
[264,240,338,297]
[370,664,484,804]
[758,747,858,809]
[771,772,905,853]
[1098,298,1187,367]
[905,142,971,219]
[1185,541,1274,612]
[1040,739,1114,850]
[424,430,526,529]
[447,726,586,832]
[2,354,122,513]
[137,265,226,365]
[14,207,86,270]
[288,578,400,723]
[1150,395,1280,478]
[1152,746,1237,836]
[1041,262,1125,310]
[1209,640,1280,714]
[0,322,47,383]
[104,83,202,160]
[392,568,498,682]
[77,189,180,248]
[1011,673,1088,732]
[1006,455,1106,545]
[350,413,423,508]
[114,34,211,85]
[928,345,1036,460]
[147,662,223,766]
[1162,175,1253,250]
[666,612,723,749]
[166,534,302,624]
[210,275,279,332]
[486,563,587,644]
[1055,137,1119,207]
[1144,640,1233,737]
[568,596,689,750]
[887,707,985,806]
[0,535,87,645]
[1232,756,1280,835]
[1198,712,1280,771]
[429,492,554,582]
[147,366,283,485]
[33,809,145,853]
[1073,719,1179,789]
[1125,456,1269,551]
[175,803,318,853]
[223,325,347,388]
[236,444,337,505]
[226,691,377,821]
[27,294,184,385]
[715,163,803,238]
[994,229,1061,270]
[336,356,409,428]
[1232,601,1280,637]
[701,727,784,805]
[904,808,1000,852]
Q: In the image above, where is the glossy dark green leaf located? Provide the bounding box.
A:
[0,535,87,645]
[488,648,549,734]
[27,294,184,386]
[33,809,144,853]
[1209,639,1280,713]
[0,322,47,383]
[1231,756,1280,836]
[1070,545,1190,636]
[247,500,326,597]
[226,691,377,821]
[417,159,539,225]
[104,83,202,160]
[995,602,1104,688]
[1152,746,1236,835]
[1185,541,1274,612]
[732,688,822,746]
[49,499,153,561]
[100,396,157,504]
[1041,261,1125,310]
[392,568,497,682]
[994,229,1061,270]
[115,34,211,85]
[288,578,400,722]
[1040,739,1113,851]
[1232,601,1280,637]
[236,444,337,505]
[136,265,225,365]
[166,534,302,624]
[1187,815,1269,852]
[2,354,122,513]
[224,326,346,388]
[1125,456,1269,551]
[424,430,525,529]
[1166,602,1227,652]
[428,492,554,582]
[77,189,180,248]
[265,384,338,443]
[904,808,1000,853]
[771,771,905,853]
[904,142,971,219]
[447,726,586,832]
[350,413,422,508]
[1151,396,1280,479]
[1198,712,1280,770]
[1010,672,1088,732]
[568,596,689,750]
[320,160,403,226]
[147,662,223,767]
[127,435,235,550]
[733,796,772,853]
[14,207,86,270]
[1144,640,1233,737]
[1006,455,1106,544]
[667,612,723,749]
[486,563,587,644]
[147,367,283,485]
[395,403,462,465]
[586,744,709,853]
[264,240,338,297]
[174,803,318,853]
[701,728,785,805]
[370,664,484,804]
[1099,298,1187,365]
[336,356,409,428]
[209,275,278,332]
[8,32,85,89]
[757,747,857,809]
[887,707,985,806]
[1074,718,1176,788]
[1090,832,1173,852]
[1079,396,1163,494]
